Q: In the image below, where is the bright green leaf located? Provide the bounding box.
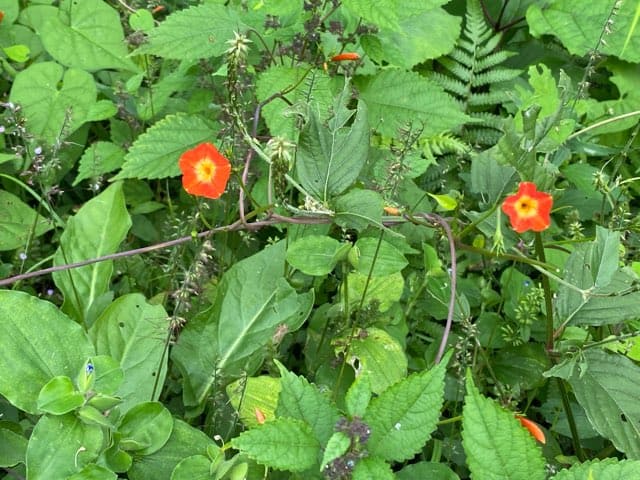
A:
[227,376,281,429]
[0,190,53,251]
[553,458,640,479]
[37,376,84,415]
[66,464,118,480]
[344,271,404,313]
[52,182,131,326]
[3,44,29,62]
[363,351,449,462]
[40,0,138,71]
[320,432,350,472]
[462,374,546,480]
[0,291,94,414]
[170,455,211,480]
[74,141,126,186]
[231,418,320,472]
[118,402,173,456]
[354,237,408,276]
[129,9,154,32]
[352,456,395,480]
[287,235,348,276]
[113,114,218,180]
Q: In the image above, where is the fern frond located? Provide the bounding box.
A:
[472,68,522,88]
[430,73,468,97]
[475,51,517,71]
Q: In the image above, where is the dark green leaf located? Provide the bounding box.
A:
[0,190,54,251]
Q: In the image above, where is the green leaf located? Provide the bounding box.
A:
[26,414,103,480]
[85,355,124,396]
[0,427,28,468]
[134,4,243,60]
[296,100,369,202]
[39,0,138,71]
[0,291,94,414]
[276,362,341,446]
[469,149,516,205]
[66,464,118,480]
[286,235,349,276]
[3,44,29,62]
[118,402,173,456]
[342,0,401,30]
[334,188,384,232]
[73,141,126,186]
[320,432,350,472]
[0,190,53,251]
[345,374,372,418]
[127,419,217,480]
[462,374,546,480]
[172,242,314,408]
[527,0,640,63]
[353,237,408,276]
[129,9,154,33]
[52,182,131,325]
[363,352,449,462]
[89,294,169,412]
[362,3,460,69]
[226,376,281,428]
[9,62,97,145]
[493,344,551,391]
[553,458,640,479]
[352,456,395,480]
[37,376,84,415]
[396,461,460,480]
[231,418,320,472]
[342,327,407,395]
[170,455,211,480]
[113,114,218,180]
[568,349,640,459]
[344,271,404,313]
[357,69,472,138]
[256,66,333,142]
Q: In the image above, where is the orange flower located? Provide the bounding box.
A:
[501,182,552,233]
[330,52,360,62]
[516,415,546,444]
[179,142,231,199]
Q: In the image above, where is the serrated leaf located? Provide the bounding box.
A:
[462,374,546,480]
[343,328,407,395]
[358,69,472,138]
[553,458,640,479]
[74,141,125,186]
[10,62,97,145]
[39,0,138,71]
[52,183,131,325]
[352,455,395,480]
[113,114,218,180]
[320,432,350,472]
[231,418,320,472]
[342,0,401,30]
[276,362,340,446]
[0,190,54,251]
[568,349,640,459]
[0,291,94,414]
[133,4,244,60]
[353,237,408,276]
[296,100,369,202]
[527,0,640,63]
[363,352,449,462]
[89,294,169,412]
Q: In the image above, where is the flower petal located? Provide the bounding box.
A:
[179,142,231,199]
[501,182,552,233]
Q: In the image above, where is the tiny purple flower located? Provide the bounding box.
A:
[34,146,43,155]
[0,126,5,133]
[46,289,55,296]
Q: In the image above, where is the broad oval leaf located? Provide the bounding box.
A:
[0,291,94,414]
[118,402,173,456]
[287,235,348,276]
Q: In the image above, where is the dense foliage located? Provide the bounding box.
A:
[1,0,640,479]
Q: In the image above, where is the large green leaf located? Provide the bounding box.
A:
[342,0,402,30]
[133,4,243,60]
[26,414,103,480]
[89,294,169,413]
[357,69,472,138]
[127,419,217,480]
[118,402,173,456]
[172,242,314,408]
[255,66,333,142]
[363,351,449,462]
[9,62,97,145]
[462,375,546,480]
[296,99,369,202]
[352,237,408,276]
[286,235,349,276]
[52,182,131,326]
[112,114,218,180]
[276,362,341,446]
[39,0,138,71]
[231,418,320,472]
[361,2,460,69]
[342,327,407,395]
[73,141,126,186]
[0,291,94,414]
[568,349,640,459]
[553,458,640,479]
[0,190,53,251]
[528,0,640,63]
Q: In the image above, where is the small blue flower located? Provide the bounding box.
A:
[86,362,94,375]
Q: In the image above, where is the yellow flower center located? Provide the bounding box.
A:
[195,157,216,183]
[514,196,538,218]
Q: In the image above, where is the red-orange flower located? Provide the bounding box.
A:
[516,415,546,444]
[179,142,231,199]
[330,52,360,62]
[501,182,552,233]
